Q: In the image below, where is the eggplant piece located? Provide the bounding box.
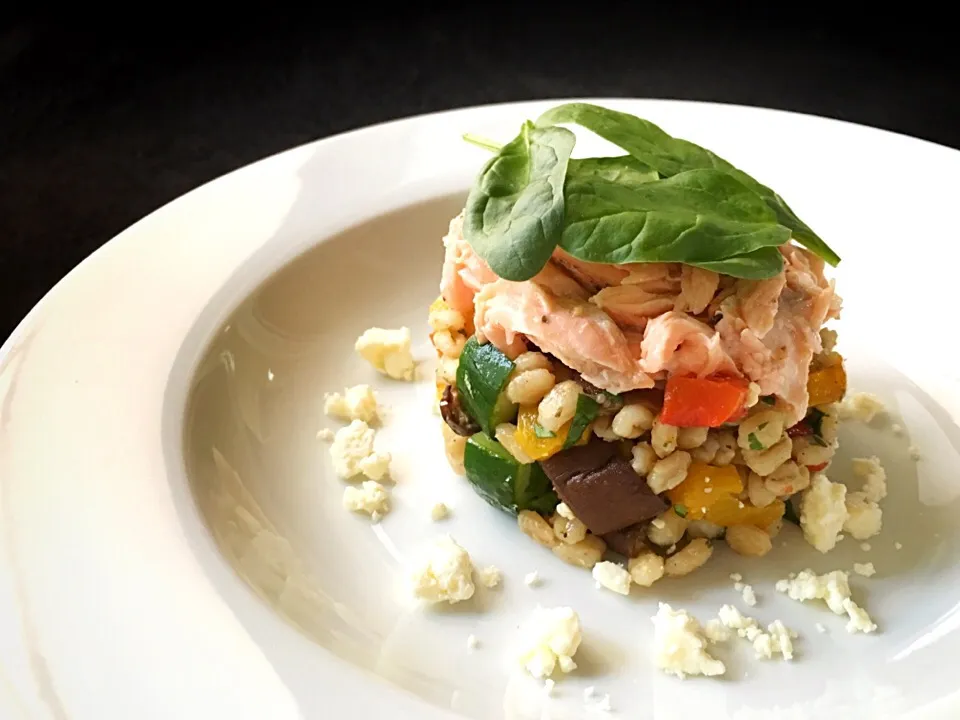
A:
[541,441,669,535]
[601,523,650,558]
[440,385,480,437]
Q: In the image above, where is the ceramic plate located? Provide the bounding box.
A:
[3,99,960,720]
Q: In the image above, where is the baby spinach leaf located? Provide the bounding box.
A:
[559,169,791,276]
[537,103,840,267]
[567,155,658,187]
[689,248,784,280]
[463,121,575,281]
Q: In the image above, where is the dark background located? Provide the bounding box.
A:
[1,10,957,340]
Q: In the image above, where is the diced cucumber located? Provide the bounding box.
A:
[456,337,518,435]
[464,432,559,516]
[563,393,601,449]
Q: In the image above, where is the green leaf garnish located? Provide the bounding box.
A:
[563,394,601,449]
[674,504,688,518]
[536,102,840,267]
[747,432,764,451]
[534,423,557,439]
[462,121,575,281]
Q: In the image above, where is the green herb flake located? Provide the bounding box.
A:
[747,432,764,451]
[674,504,688,518]
[758,422,768,431]
[534,423,557,439]
[563,394,601,449]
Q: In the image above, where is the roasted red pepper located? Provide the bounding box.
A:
[661,375,750,428]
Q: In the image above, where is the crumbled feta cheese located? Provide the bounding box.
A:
[729,573,743,582]
[516,606,582,678]
[895,541,903,550]
[775,568,876,633]
[410,535,476,605]
[430,502,450,521]
[543,679,555,696]
[478,565,502,588]
[892,423,904,436]
[717,605,795,660]
[741,584,758,607]
[860,542,872,552]
[800,474,848,552]
[844,492,883,540]
[909,445,921,460]
[342,480,390,519]
[330,420,391,479]
[651,603,726,678]
[556,502,575,520]
[704,619,732,643]
[524,571,541,587]
[815,622,827,633]
[592,561,632,596]
[324,384,379,423]
[839,392,885,422]
[316,428,335,441]
[851,456,887,502]
[853,562,876,577]
[355,326,416,381]
[466,634,479,651]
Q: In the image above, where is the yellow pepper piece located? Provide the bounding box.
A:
[702,496,785,529]
[666,462,743,519]
[807,359,847,407]
[515,404,590,461]
[436,382,446,403]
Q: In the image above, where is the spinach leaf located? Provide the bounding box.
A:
[537,103,840,266]
[689,247,784,280]
[567,155,658,187]
[463,121,575,281]
[560,169,790,276]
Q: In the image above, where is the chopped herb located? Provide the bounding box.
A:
[747,432,764,451]
[534,423,556,439]
[602,390,621,403]
[758,421,768,431]
[760,395,776,405]
[674,504,688,518]
[563,394,600,448]
[811,434,828,447]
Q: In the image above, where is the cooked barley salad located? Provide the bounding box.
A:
[430,102,852,584]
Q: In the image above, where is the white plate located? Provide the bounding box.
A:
[2,99,960,720]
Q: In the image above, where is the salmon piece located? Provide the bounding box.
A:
[717,245,840,424]
[551,248,629,292]
[439,214,497,315]
[639,311,740,378]
[589,286,676,330]
[473,279,654,393]
[674,266,721,315]
[621,263,682,294]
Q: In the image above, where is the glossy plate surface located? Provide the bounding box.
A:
[2,99,960,719]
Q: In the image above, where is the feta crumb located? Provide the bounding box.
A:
[729,573,743,582]
[741,584,758,607]
[592,561,632,596]
[704,619,732,643]
[524,571,541,587]
[895,541,903,550]
[342,481,390,519]
[839,391,885,423]
[853,562,876,577]
[892,423,904,436]
[517,606,582,678]
[466,634,479,650]
[324,384,379,423]
[355,326,416,381]
[844,492,883,540]
[330,420,391,479]
[762,620,796,661]
[430,502,450,521]
[851,456,887,502]
[478,565,502,588]
[717,605,795,660]
[800,474,848,552]
[584,686,596,700]
[775,568,876,633]
[909,445,921,460]
[815,622,827,633]
[860,542,872,551]
[543,679,555,696]
[651,603,726,678]
[316,428,335,441]
[410,535,476,605]
[556,502,575,520]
